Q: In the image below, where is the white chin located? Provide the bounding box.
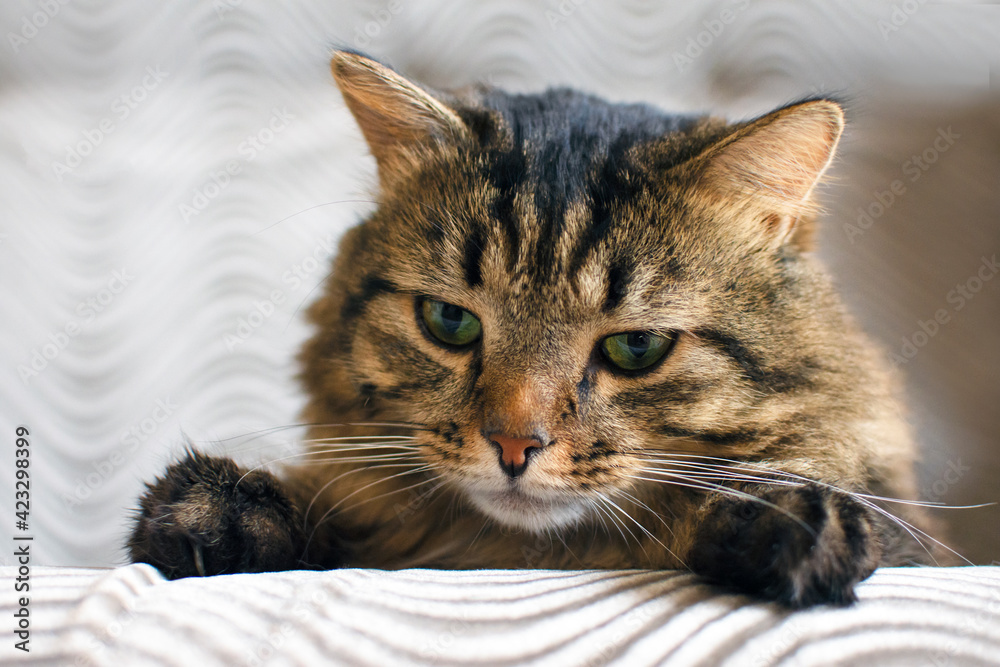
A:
[466,488,585,532]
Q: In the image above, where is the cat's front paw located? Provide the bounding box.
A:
[128,452,306,579]
[687,482,881,607]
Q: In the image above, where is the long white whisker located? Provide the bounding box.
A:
[303,462,424,528]
[328,465,438,513]
[255,199,379,234]
[628,472,816,536]
[288,448,421,461]
[642,450,983,564]
[337,476,446,517]
[290,455,425,467]
[614,488,675,538]
[595,493,646,555]
[299,443,421,453]
[297,446,422,456]
[213,423,318,443]
[296,451,422,459]
[637,456,809,481]
[210,422,426,454]
[859,497,995,510]
[642,452,992,510]
[600,492,681,562]
[345,421,431,431]
[592,495,631,547]
[601,499,637,551]
[307,434,419,440]
[236,449,423,485]
[587,498,613,538]
[303,465,438,554]
[465,519,492,554]
[635,465,803,488]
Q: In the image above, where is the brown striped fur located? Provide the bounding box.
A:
[130,52,938,606]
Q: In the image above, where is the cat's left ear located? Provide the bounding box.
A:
[690,99,844,249]
[330,51,469,181]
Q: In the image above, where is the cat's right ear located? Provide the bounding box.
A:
[330,51,469,181]
[684,99,845,251]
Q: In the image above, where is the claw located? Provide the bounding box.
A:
[190,539,206,577]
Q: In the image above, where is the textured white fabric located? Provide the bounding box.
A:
[3,565,1000,666]
[1,0,998,570]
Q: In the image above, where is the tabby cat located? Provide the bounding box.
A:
[129,50,936,607]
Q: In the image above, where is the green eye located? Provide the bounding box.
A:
[601,331,673,371]
[421,299,482,347]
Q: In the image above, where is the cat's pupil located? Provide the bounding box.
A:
[625,332,650,358]
[440,303,466,334]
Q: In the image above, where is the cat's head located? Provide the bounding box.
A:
[303,51,848,532]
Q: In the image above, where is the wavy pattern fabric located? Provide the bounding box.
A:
[2,565,1000,666]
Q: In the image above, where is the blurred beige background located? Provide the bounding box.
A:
[0,0,997,566]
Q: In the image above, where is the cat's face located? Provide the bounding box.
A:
[305,53,844,532]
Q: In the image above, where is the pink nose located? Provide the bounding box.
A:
[489,434,542,477]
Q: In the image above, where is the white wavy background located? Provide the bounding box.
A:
[0,0,997,569]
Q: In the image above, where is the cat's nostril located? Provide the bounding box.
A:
[488,434,542,478]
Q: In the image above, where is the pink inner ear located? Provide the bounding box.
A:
[330,52,467,173]
[702,101,844,219]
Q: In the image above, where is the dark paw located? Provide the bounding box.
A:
[128,452,306,579]
[688,482,881,607]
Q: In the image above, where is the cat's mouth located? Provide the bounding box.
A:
[463,483,586,532]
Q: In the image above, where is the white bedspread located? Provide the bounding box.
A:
[3,565,999,666]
